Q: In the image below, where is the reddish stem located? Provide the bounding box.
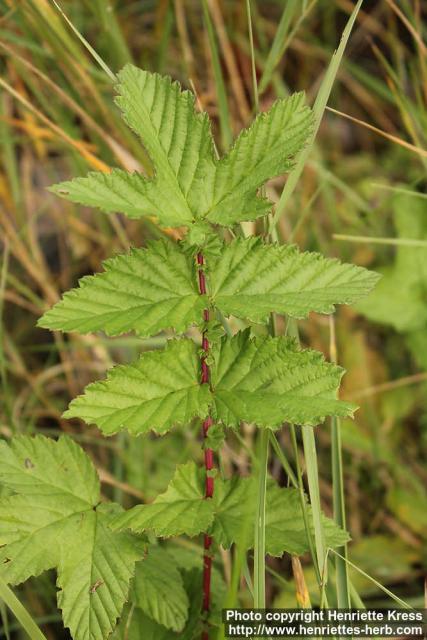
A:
[197,252,214,640]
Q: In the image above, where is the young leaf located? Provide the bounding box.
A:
[64,339,211,436]
[51,65,216,228]
[204,93,313,226]
[132,547,189,632]
[49,65,313,231]
[38,240,205,337]
[209,237,380,320]
[0,436,144,640]
[113,463,212,537]
[212,332,356,428]
[115,65,216,218]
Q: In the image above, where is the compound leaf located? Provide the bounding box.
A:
[211,332,356,428]
[64,339,210,436]
[210,238,380,320]
[50,66,314,231]
[0,436,144,640]
[112,463,212,537]
[64,333,354,435]
[38,240,205,338]
[132,547,189,632]
[210,477,349,556]
[114,464,348,557]
[51,64,216,227]
[204,93,313,226]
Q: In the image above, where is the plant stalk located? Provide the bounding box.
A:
[330,316,351,608]
[254,428,269,608]
[0,577,47,640]
[197,252,215,640]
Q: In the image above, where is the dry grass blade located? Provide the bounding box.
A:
[0,77,110,171]
[384,0,426,56]
[207,0,251,123]
[326,106,427,159]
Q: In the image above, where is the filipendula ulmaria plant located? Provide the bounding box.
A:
[0,66,380,640]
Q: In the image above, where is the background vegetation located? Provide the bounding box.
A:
[0,0,426,637]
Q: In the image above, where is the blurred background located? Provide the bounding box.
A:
[0,0,426,636]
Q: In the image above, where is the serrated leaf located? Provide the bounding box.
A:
[263,483,350,556]
[112,463,212,537]
[49,169,190,228]
[204,93,313,225]
[112,608,172,640]
[50,65,313,230]
[39,236,379,340]
[0,436,144,640]
[210,477,349,556]
[132,547,189,632]
[59,503,143,640]
[65,333,354,435]
[114,464,348,557]
[113,554,226,640]
[51,65,216,227]
[38,240,204,337]
[64,339,211,436]
[0,434,99,505]
[176,567,226,638]
[210,238,380,320]
[210,475,254,547]
[115,65,216,218]
[203,423,225,452]
[212,332,356,427]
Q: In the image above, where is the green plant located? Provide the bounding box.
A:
[0,64,379,639]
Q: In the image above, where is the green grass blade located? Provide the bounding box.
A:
[202,0,233,150]
[287,318,327,594]
[157,2,174,73]
[301,425,327,582]
[334,234,427,247]
[246,0,259,113]
[253,428,269,608]
[0,578,48,640]
[330,550,413,609]
[0,600,10,640]
[91,0,132,66]
[259,0,299,95]
[330,317,351,608]
[331,416,351,606]
[289,425,321,587]
[51,0,116,81]
[246,0,269,611]
[271,0,364,229]
[270,432,298,488]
